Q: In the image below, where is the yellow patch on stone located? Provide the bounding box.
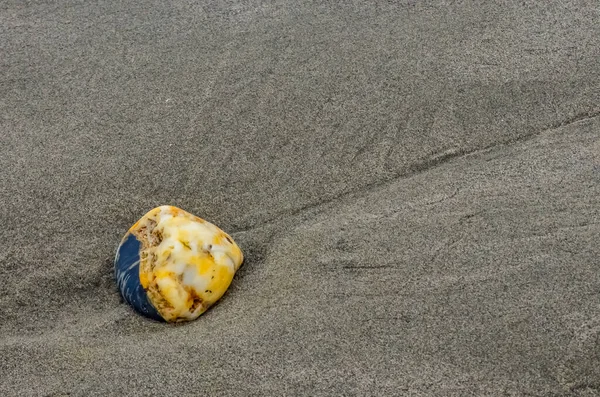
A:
[128,205,244,322]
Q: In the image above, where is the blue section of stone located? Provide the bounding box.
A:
[115,233,164,322]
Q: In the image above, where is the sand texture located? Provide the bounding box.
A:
[1,1,599,396]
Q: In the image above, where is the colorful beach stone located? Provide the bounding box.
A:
[115,206,244,322]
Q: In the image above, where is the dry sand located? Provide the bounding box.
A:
[1,1,599,396]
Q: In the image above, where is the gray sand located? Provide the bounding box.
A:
[1,1,599,396]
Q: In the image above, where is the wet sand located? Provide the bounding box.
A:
[1,1,599,395]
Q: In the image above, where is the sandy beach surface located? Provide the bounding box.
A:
[1,1,599,395]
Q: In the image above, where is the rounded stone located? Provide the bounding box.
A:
[114,205,244,322]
